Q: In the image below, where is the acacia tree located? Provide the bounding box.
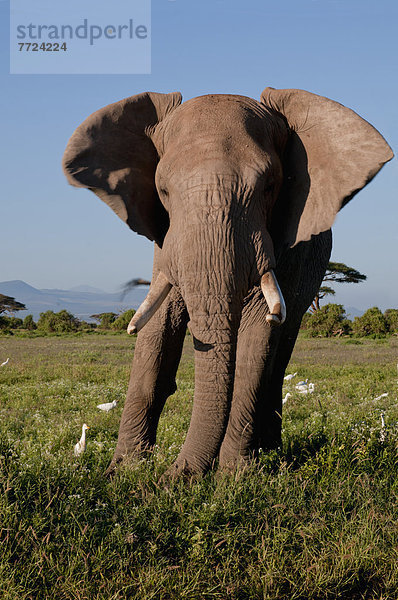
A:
[0,294,26,315]
[310,262,367,312]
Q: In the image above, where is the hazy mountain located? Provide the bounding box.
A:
[69,285,106,294]
[0,280,365,323]
[0,280,149,321]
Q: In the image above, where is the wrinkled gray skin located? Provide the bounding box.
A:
[63,87,393,477]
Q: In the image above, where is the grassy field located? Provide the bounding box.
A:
[0,333,397,600]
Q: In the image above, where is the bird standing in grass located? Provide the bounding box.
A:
[298,383,315,395]
[74,424,90,456]
[282,392,292,405]
[97,400,118,412]
[1,358,9,367]
[284,372,297,382]
[380,412,387,443]
[295,379,309,391]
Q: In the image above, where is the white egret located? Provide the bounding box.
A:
[380,412,386,443]
[1,358,9,367]
[298,383,315,394]
[295,379,310,391]
[284,372,298,382]
[97,400,118,412]
[74,424,90,456]
[295,379,308,388]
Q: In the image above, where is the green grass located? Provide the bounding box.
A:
[0,335,397,599]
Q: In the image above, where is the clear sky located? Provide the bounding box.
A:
[1,0,397,311]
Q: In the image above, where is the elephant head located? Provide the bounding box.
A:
[63,88,392,474]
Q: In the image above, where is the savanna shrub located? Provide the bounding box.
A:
[79,320,96,331]
[352,307,388,337]
[305,303,352,337]
[94,312,117,329]
[300,311,312,330]
[384,308,398,334]
[37,310,80,333]
[23,314,36,330]
[0,316,10,331]
[0,316,24,329]
[111,309,136,331]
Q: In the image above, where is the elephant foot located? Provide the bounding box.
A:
[105,443,154,478]
[104,457,121,479]
[218,453,252,472]
[159,458,211,486]
[218,435,254,469]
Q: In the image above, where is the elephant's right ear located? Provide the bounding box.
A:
[62,91,182,245]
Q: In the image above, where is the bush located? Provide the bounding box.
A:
[91,312,117,329]
[111,309,136,331]
[300,312,312,331]
[384,309,398,334]
[37,310,80,334]
[352,307,388,337]
[79,320,96,331]
[0,316,24,331]
[305,304,352,337]
[5,317,23,329]
[0,315,10,331]
[23,314,36,330]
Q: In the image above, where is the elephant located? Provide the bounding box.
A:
[63,87,393,478]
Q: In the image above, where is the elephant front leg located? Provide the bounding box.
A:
[218,295,303,467]
[107,288,188,474]
[219,233,333,468]
[253,318,303,453]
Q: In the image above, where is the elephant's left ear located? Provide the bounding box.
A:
[261,87,393,247]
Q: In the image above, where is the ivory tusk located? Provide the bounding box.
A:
[127,272,172,335]
[261,270,287,327]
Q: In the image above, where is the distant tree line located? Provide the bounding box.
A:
[1,304,397,338]
[1,287,397,339]
[0,308,136,335]
[301,305,398,338]
[301,259,398,337]
[90,310,136,331]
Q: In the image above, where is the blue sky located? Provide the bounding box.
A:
[1,0,396,311]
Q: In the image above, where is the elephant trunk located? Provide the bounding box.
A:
[170,299,241,475]
[166,211,245,475]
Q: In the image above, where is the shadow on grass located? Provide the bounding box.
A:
[256,427,330,475]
